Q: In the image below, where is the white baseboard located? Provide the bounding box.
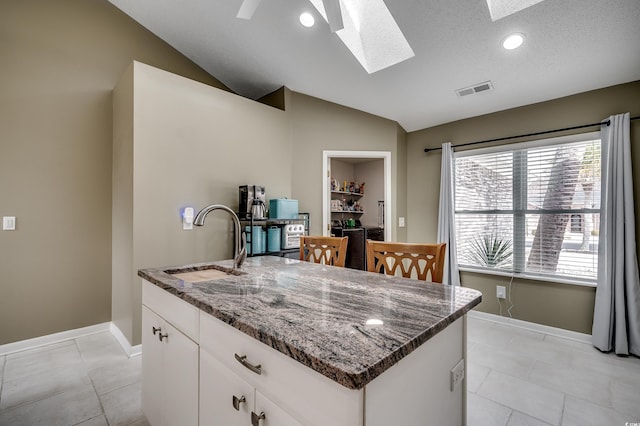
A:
[0,322,111,356]
[110,322,142,357]
[469,310,592,344]
[0,322,142,357]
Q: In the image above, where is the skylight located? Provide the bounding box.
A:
[308,0,415,74]
[485,0,546,21]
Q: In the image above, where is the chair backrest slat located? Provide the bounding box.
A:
[366,241,446,283]
[300,236,348,268]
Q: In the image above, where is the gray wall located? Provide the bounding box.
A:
[287,90,406,240]
[406,81,640,334]
[113,62,292,346]
[112,68,407,346]
[3,0,637,346]
[329,159,385,228]
[354,160,385,228]
[0,0,407,347]
[0,0,227,345]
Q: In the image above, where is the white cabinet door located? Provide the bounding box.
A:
[142,305,199,426]
[162,319,199,426]
[200,350,255,426]
[254,390,303,426]
[142,306,164,426]
[200,348,302,426]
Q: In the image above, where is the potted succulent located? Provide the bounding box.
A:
[469,234,513,268]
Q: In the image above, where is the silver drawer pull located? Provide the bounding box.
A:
[251,411,266,426]
[234,353,262,375]
[232,394,245,411]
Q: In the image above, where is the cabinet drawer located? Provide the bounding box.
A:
[200,311,363,426]
[142,279,199,342]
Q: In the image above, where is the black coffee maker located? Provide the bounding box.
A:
[239,185,266,219]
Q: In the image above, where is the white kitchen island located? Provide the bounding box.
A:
[138,256,481,426]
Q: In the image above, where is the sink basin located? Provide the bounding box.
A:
[166,265,246,283]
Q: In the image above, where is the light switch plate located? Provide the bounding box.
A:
[398,217,405,227]
[3,216,16,231]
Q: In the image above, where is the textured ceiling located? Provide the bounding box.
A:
[108,0,640,132]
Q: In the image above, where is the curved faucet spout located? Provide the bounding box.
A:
[193,204,247,269]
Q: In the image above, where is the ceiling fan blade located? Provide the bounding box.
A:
[322,0,344,32]
[237,0,262,20]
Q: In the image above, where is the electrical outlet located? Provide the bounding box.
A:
[450,359,464,391]
[496,285,506,299]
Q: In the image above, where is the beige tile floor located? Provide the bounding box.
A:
[0,332,147,426]
[467,316,640,426]
[0,316,639,425]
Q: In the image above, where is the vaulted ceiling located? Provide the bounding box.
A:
[109,0,640,131]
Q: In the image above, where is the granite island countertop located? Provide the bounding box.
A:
[138,256,482,390]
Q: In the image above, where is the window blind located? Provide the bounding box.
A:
[454,137,601,282]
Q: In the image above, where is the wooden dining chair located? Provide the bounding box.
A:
[300,236,348,267]
[366,240,446,283]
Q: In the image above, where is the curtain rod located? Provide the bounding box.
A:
[423,116,640,153]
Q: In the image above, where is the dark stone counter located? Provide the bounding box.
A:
[139,256,481,389]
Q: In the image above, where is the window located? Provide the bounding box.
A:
[454,133,601,283]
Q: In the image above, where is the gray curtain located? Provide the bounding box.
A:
[437,142,460,286]
[592,112,640,356]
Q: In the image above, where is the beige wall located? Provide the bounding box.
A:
[0,0,408,347]
[331,160,356,188]
[354,160,385,228]
[406,81,640,333]
[112,64,135,343]
[0,0,227,345]
[329,159,385,228]
[287,90,407,239]
[396,126,408,242]
[5,0,634,347]
[113,69,408,346]
[113,63,292,345]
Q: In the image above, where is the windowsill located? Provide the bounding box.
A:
[458,266,597,288]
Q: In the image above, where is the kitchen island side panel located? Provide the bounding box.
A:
[365,318,465,426]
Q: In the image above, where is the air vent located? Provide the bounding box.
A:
[456,81,494,97]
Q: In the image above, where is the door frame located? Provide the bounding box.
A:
[322,150,392,241]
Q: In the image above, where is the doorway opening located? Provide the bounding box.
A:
[322,151,391,241]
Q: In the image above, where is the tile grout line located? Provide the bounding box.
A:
[470,346,569,425]
[74,338,112,426]
[470,318,632,425]
[558,392,567,426]
[504,409,515,426]
[533,331,622,414]
[0,383,70,413]
[71,414,106,426]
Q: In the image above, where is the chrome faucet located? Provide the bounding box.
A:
[194,204,247,269]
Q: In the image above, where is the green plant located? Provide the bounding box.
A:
[469,234,513,268]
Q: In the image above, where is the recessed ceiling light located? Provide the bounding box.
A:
[299,12,315,28]
[502,33,525,50]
